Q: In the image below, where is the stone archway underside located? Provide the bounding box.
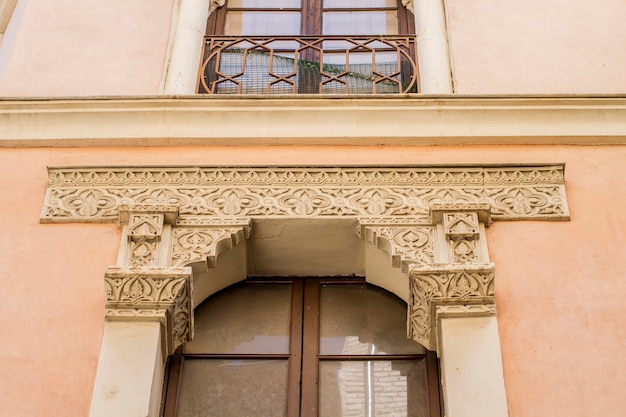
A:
[42,165,568,354]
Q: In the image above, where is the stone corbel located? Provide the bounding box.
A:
[104,266,193,359]
[359,221,435,270]
[118,205,179,267]
[170,218,251,268]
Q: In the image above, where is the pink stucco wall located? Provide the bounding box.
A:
[446,0,626,94]
[0,145,625,416]
[0,0,175,96]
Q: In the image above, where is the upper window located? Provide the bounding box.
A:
[162,277,441,417]
[198,0,418,94]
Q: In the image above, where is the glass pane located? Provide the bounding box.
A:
[320,284,426,355]
[319,360,428,417]
[324,0,397,8]
[229,0,301,7]
[178,359,288,417]
[185,283,291,354]
[225,11,301,35]
[323,11,398,35]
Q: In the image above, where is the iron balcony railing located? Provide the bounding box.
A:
[197,36,419,95]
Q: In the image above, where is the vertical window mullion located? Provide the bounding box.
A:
[300,279,321,417]
[287,278,304,417]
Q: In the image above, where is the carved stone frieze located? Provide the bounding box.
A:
[105,266,193,357]
[408,265,495,351]
[41,165,569,223]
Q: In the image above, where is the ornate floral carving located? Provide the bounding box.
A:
[408,265,495,350]
[127,240,159,267]
[363,226,435,269]
[104,266,193,357]
[170,223,251,267]
[41,165,568,222]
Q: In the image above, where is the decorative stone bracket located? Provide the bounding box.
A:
[41,165,569,354]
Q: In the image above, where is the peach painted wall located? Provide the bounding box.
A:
[445,0,626,94]
[1,145,626,417]
[0,0,175,96]
[2,0,626,96]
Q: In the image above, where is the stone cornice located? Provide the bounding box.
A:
[1,95,626,146]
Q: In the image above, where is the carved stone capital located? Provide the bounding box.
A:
[408,264,495,351]
[104,266,193,357]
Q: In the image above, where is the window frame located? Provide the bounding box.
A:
[161,276,442,417]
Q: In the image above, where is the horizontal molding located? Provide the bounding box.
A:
[1,95,626,147]
[41,164,569,223]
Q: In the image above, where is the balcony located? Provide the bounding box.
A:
[197,36,418,95]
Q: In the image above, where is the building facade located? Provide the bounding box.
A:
[0,0,626,416]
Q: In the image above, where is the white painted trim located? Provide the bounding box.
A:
[0,0,26,81]
[162,0,209,94]
[414,0,454,93]
[439,316,509,417]
[89,322,164,417]
[1,95,625,147]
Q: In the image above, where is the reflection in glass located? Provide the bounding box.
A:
[323,11,397,35]
[225,11,301,35]
[319,360,427,417]
[178,359,288,417]
[184,283,291,354]
[320,285,426,355]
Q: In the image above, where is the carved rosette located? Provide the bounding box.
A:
[105,266,193,357]
[408,264,495,351]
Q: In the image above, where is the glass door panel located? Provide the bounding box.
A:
[184,283,291,354]
[225,11,302,35]
[319,284,426,355]
[323,11,398,35]
[178,359,289,417]
[318,360,428,417]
